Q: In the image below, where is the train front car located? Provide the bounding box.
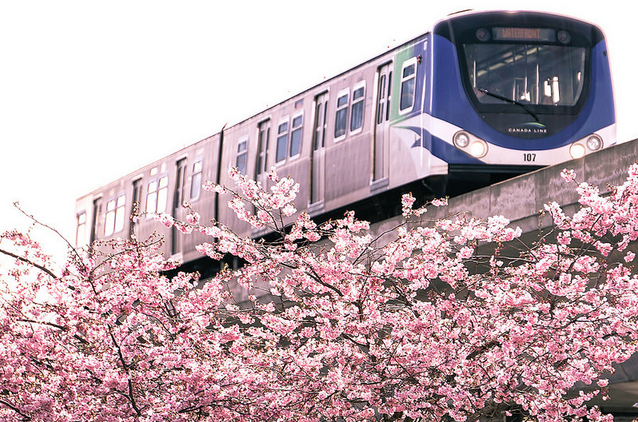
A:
[426,10,615,190]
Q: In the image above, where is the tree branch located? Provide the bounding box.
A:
[0,246,59,280]
[0,398,31,421]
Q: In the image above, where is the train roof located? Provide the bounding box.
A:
[434,9,606,36]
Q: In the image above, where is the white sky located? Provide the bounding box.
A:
[1,0,636,262]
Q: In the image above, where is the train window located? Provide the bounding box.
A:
[236,139,248,174]
[334,91,349,139]
[377,75,386,124]
[76,212,86,247]
[386,71,392,121]
[256,121,270,175]
[104,194,125,236]
[276,120,289,163]
[146,176,168,215]
[157,177,168,213]
[464,44,586,107]
[400,59,417,112]
[350,84,365,132]
[146,181,157,214]
[114,195,126,233]
[313,92,328,151]
[190,160,203,200]
[105,199,115,236]
[290,114,303,157]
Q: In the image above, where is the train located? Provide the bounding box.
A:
[75,10,615,275]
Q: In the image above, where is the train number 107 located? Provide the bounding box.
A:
[523,153,536,162]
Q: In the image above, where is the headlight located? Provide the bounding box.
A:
[453,131,488,158]
[470,140,488,158]
[570,134,604,159]
[453,131,470,148]
[586,135,603,151]
[569,143,586,159]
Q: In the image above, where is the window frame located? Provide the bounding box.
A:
[236,137,248,174]
[289,112,304,158]
[350,82,366,134]
[146,174,169,216]
[76,211,87,247]
[190,159,203,201]
[399,58,418,114]
[256,120,270,176]
[275,117,290,164]
[105,199,116,236]
[114,194,126,233]
[334,89,350,141]
[104,194,126,236]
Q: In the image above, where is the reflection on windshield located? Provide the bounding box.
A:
[464,44,586,107]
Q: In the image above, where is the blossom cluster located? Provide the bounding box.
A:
[3,165,638,421]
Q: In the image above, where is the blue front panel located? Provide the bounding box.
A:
[421,34,615,164]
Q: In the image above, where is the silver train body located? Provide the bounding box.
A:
[75,10,615,269]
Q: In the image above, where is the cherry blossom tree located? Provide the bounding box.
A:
[3,165,638,421]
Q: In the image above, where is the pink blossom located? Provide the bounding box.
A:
[561,168,577,182]
[154,213,174,228]
[186,211,200,225]
[4,164,638,421]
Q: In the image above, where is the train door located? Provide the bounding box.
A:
[255,119,271,188]
[310,91,328,205]
[373,62,392,182]
[90,197,101,244]
[129,178,142,238]
[172,158,187,255]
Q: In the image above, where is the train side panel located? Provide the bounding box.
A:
[75,134,222,262]
[75,32,440,251]
[384,35,447,192]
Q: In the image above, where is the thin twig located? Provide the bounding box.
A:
[0,247,59,280]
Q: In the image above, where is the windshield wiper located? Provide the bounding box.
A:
[478,88,540,123]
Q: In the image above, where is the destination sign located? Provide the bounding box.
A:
[493,27,556,42]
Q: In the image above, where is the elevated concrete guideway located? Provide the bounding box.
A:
[368,138,638,418]
[431,138,638,234]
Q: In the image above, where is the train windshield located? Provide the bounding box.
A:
[464,43,587,108]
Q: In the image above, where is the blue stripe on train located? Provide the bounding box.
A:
[399,125,484,165]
